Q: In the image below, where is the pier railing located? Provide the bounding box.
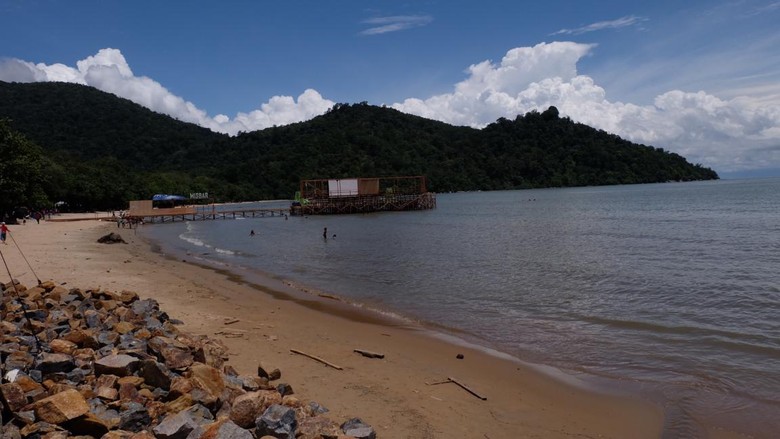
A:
[127,204,289,224]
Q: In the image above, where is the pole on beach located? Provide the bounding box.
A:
[7,232,42,285]
[0,242,44,354]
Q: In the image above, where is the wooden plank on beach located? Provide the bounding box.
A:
[353,348,385,359]
[290,349,343,370]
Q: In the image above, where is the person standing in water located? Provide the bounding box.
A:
[250,230,255,237]
[323,227,327,239]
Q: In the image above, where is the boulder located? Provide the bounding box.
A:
[61,412,111,436]
[117,402,150,432]
[35,353,76,375]
[297,416,341,439]
[229,391,264,429]
[188,363,225,403]
[0,382,28,412]
[49,339,78,355]
[0,281,368,439]
[33,388,90,424]
[152,411,199,439]
[255,404,297,439]
[200,419,253,439]
[94,354,140,377]
[139,359,172,389]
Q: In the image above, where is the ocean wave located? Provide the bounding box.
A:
[178,233,209,248]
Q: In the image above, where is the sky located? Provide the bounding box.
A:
[1,0,779,177]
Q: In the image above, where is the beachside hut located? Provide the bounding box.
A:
[292,176,436,215]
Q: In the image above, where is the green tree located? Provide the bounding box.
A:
[0,119,50,220]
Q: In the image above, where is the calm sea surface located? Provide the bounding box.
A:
[143,178,780,437]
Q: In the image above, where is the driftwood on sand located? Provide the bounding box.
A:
[353,348,385,359]
[426,377,487,400]
[290,348,343,370]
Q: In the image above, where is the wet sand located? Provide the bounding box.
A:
[1,216,666,438]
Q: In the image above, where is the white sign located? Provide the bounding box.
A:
[328,179,358,197]
[190,192,209,200]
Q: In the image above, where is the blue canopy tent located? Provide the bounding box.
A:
[152,194,187,202]
[152,194,188,209]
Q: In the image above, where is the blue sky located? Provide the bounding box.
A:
[2,0,779,176]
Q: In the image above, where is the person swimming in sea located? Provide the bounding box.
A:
[250,229,255,237]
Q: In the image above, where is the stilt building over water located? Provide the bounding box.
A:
[291,176,436,215]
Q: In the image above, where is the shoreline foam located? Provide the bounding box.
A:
[2,216,670,438]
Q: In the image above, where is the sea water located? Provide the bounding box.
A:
[142,178,780,436]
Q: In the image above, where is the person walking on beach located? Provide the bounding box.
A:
[0,222,8,244]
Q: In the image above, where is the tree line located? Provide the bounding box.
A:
[0,81,717,217]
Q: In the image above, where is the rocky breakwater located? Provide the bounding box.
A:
[0,280,377,438]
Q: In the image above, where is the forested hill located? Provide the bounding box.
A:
[0,81,717,212]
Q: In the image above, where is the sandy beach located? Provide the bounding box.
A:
[0,216,666,438]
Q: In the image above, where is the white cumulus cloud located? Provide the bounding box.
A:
[1,44,778,173]
[0,48,334,135]
[391,42,780,172]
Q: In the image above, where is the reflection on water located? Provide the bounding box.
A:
[145,179,780,436]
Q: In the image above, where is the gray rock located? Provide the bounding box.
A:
[341,418,377,439]
[28,369,42,382]
[139,359,172,389]
[255,404,297,439]
[205,420,253,439]
[94,354,140,376]
[89,399,121,428]
[308,401,329,415]
[97,330,120,346]
[118,333,147,351]
[237,375,260,391]
[84,309,103,328]
[145,316,163,330]
[131,298,159,316]
[5,351,34,371]
[66,367,87,384]
[276,383,293,396]
[153,411,199,439]
[97,345,115,358]
[1,422,22,439]
[184,403,214,425]
[118,402,150,432]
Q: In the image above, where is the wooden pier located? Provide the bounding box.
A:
[132,208,288,224]
[126,200,288,224]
